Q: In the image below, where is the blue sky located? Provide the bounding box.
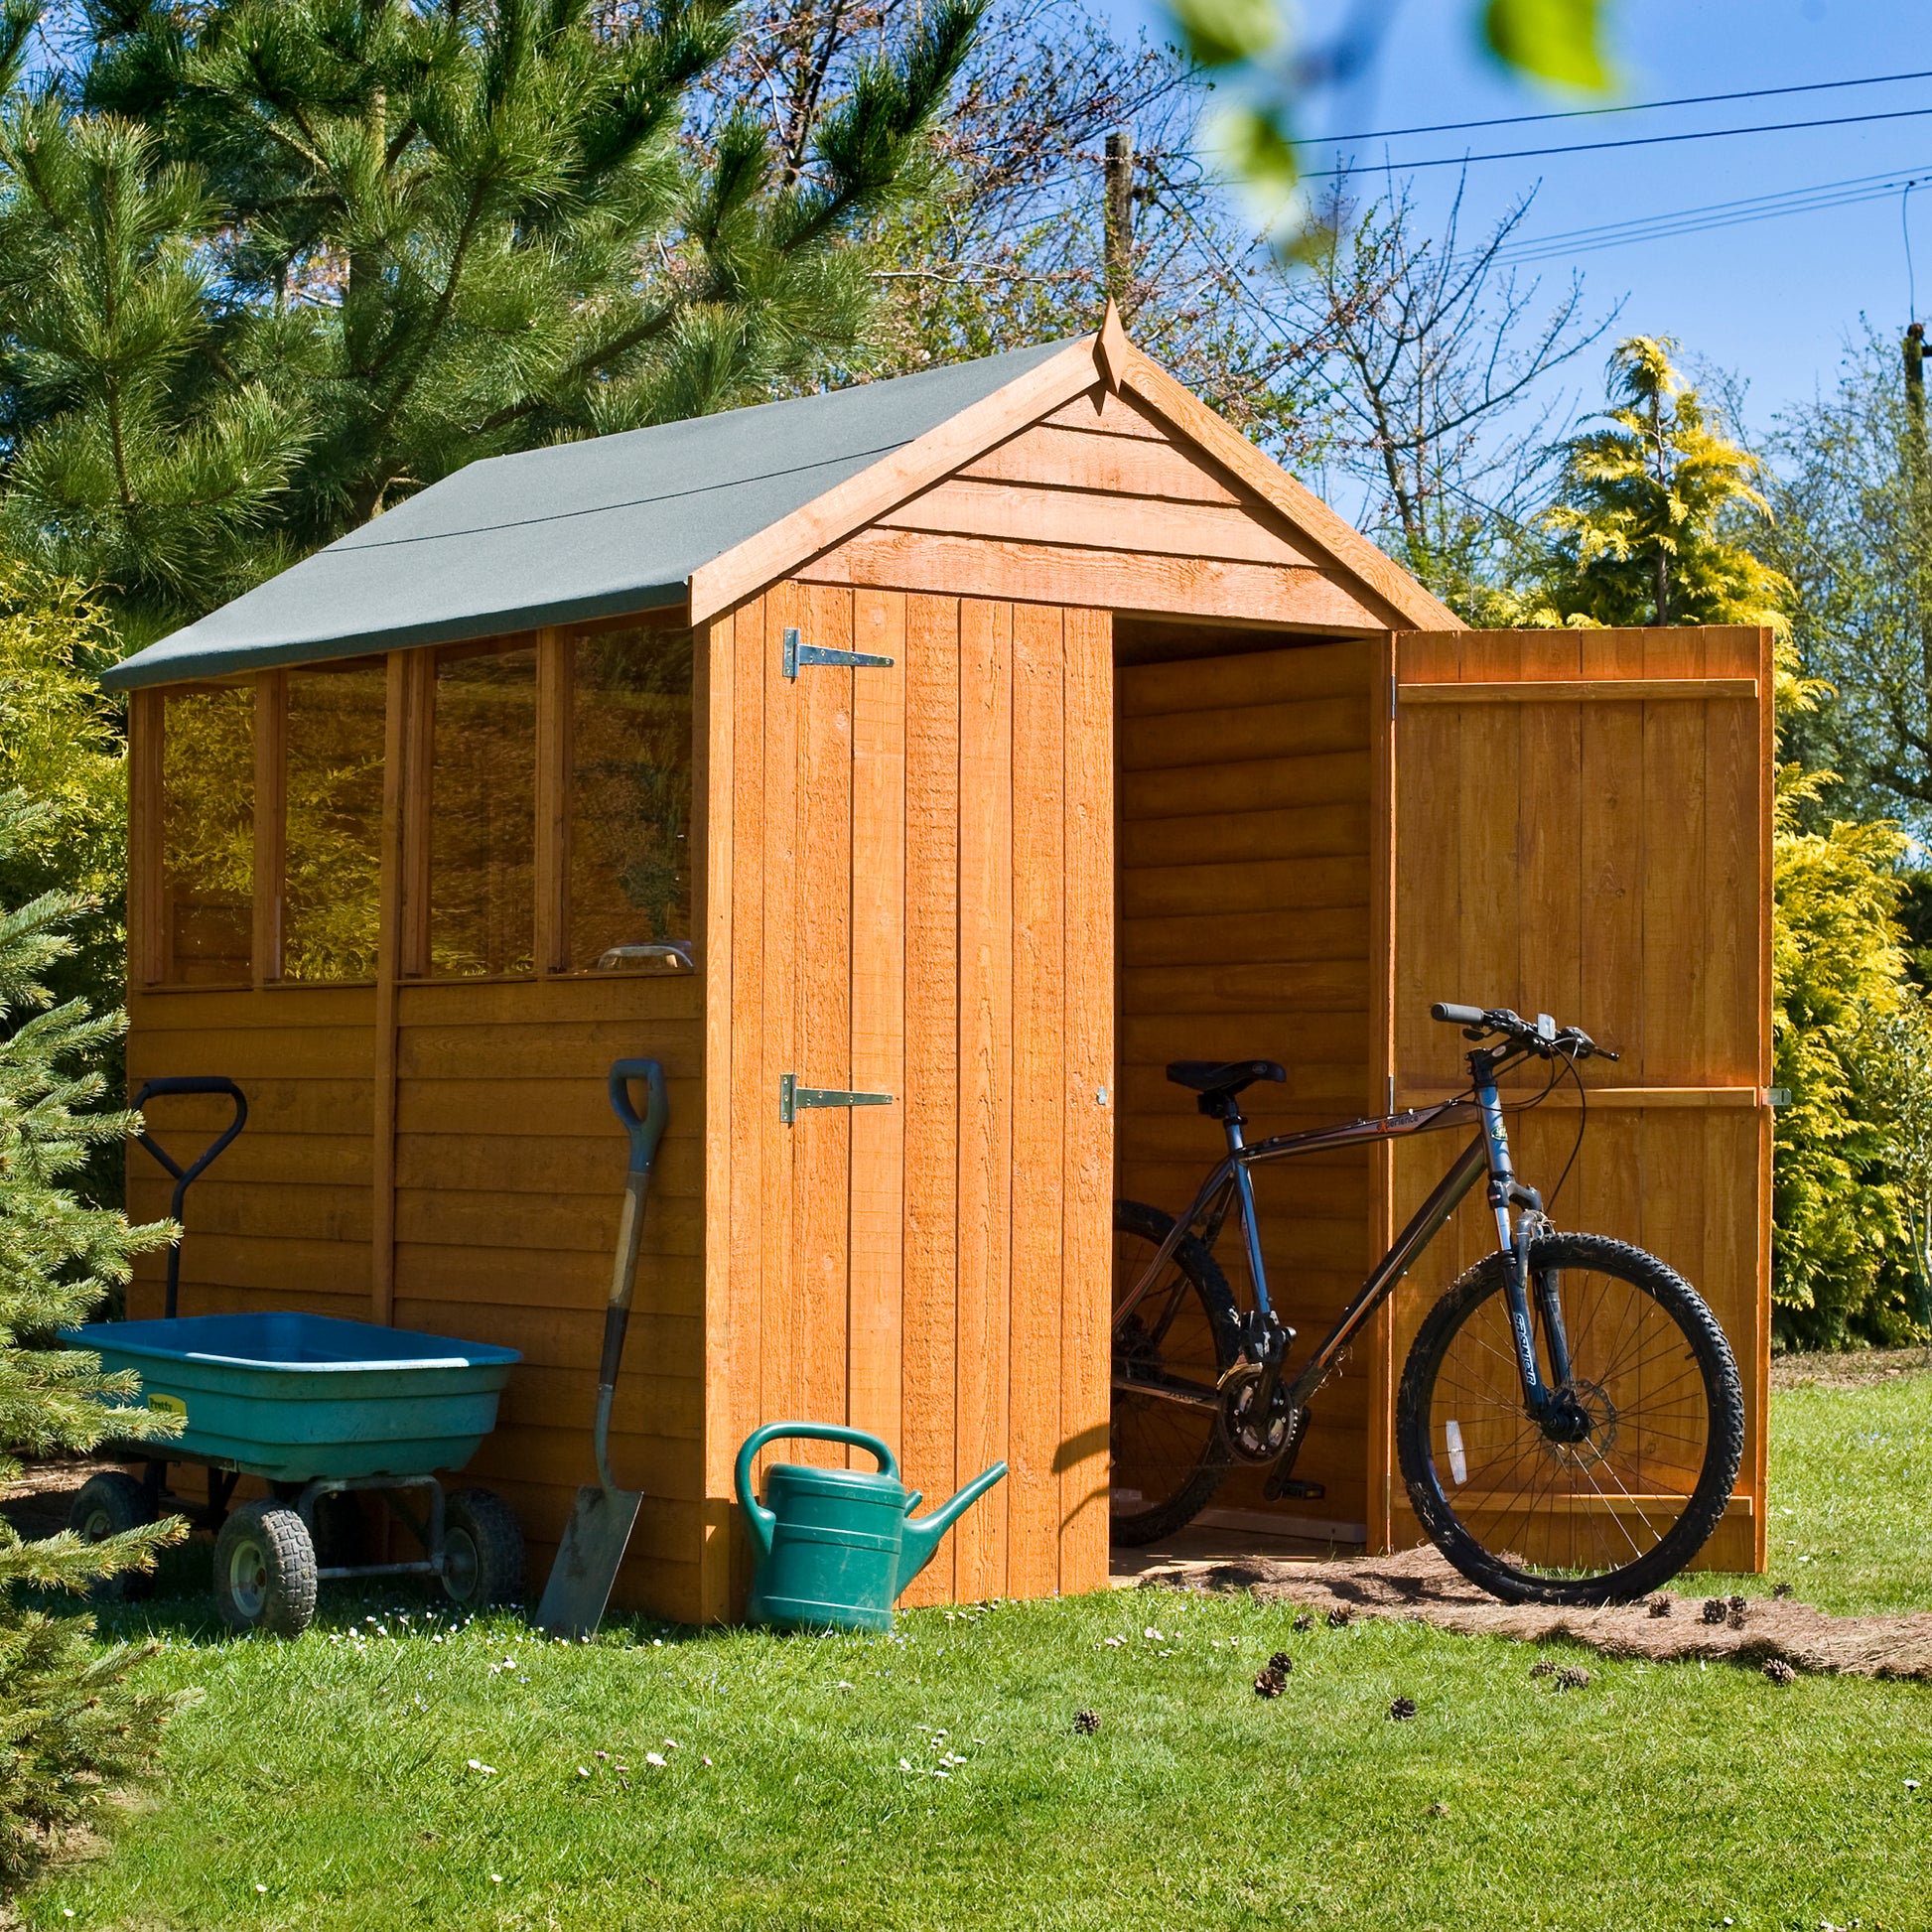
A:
[1091,0,1932,438]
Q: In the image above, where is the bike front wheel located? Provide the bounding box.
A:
[1395,1233,1744,1604]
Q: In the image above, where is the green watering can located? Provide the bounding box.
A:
[735,1423,1008,1632]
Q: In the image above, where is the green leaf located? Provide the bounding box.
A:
[1482,0,1612,90]
[1203,99,1298,196]
[1164,0,1282,70]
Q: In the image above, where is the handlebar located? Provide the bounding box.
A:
[1429,1002,1619,1063]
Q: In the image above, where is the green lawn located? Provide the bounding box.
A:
[24,1358,1932,1932]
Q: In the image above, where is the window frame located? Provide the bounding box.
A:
[133,609,699,992]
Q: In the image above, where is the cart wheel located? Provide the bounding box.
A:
[70,1471,156,1602]
[213,1500,318,1637]
[441,1488,525,1611]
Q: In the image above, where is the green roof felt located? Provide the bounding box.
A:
[101,339,1075,692]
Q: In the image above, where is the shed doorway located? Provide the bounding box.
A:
[1108,620,1773,1573]
[1113,622,1380,1548]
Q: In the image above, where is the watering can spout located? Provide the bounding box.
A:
[896,1461,1008,1597]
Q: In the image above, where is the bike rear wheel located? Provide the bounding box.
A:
[1396,1233,1743,1604]
[1110,1199,1239,1547]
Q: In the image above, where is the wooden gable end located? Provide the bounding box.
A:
[791,384,1396,633]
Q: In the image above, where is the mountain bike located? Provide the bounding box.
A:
[1110,1003,1745,1604]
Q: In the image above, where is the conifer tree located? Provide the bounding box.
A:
[1533,335,1787,628]
[0,789,183,1880]
[0,8,305,644]
[2,0,981,607]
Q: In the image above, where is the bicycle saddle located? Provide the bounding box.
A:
[1165,1059,1287,1098]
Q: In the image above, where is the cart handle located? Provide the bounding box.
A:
[132,1076,247,1319]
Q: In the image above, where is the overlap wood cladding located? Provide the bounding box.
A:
[699,586,1114,1617]
[1377,626,1772,1571]
[795,388,1400,633]
[1115,638,1379,1538]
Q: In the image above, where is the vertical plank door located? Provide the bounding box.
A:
[1376,626,1772,1573]
[705,586,1117,1616]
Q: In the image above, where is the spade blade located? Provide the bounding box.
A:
[535,1483,642,1639]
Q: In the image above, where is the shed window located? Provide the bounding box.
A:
[160,686,253,984]
[568,625,693,968]
[429,643,537,977]
[283,661,385,981]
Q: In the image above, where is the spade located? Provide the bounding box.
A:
[535,1058,668,1638]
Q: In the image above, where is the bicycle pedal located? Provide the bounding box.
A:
[1263,1472,1325,1502]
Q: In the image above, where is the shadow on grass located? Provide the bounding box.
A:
[32,1530,729,1653]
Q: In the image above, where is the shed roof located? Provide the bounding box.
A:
[101,339,1074,691]
[103,321,1458,692]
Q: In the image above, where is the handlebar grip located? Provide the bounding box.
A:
[1431,1003,1485,1027]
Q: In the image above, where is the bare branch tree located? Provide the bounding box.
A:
[1276,170,1620,592]
[686,0,1350,461]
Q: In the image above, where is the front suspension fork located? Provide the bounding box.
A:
[1480,1081,1573,1413]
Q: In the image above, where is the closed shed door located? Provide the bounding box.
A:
[1375,625,1772,1570]
[703,585,1114,1616]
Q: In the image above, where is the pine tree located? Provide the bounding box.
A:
[10,0,982,595]
[0,789,184,1882]
[0,11,305,645]
[1532,335,1788,628]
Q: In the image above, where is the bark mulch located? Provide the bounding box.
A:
[1136,1544,1932,1681]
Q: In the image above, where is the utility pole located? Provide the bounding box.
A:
[1104,127,1134,313]
[1909,323,1932,706]
[1908,320,1926,447]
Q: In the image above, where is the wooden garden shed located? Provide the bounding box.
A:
[103,311,1774,1621]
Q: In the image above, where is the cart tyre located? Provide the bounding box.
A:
[70,1471,157,1602]
[441,1488,525,1610]
[214,1500,317,1637]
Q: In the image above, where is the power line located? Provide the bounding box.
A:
[1489,165,1932,268]
[1029,99,1932,204]
[1300,99,1932,178]
[1308,67,1932,150]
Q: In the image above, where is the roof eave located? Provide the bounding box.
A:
[99,580,691,691]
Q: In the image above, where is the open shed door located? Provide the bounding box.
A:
[1372,626,1772,1572]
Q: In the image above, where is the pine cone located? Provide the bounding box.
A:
[1772,1581,1796,1599]
[1388,1696,1417,1721]
[1326,1605,1354,1628]
[1073,1709,1100,1734]
[1701,1597,1727,1625]
[1558,1667,1590,1691]
[1268,1651,1294,1675]
[1292,1611,1313,1633]
[1529,1660,1557,1679]
[1647,1596,1673,1618]
[1727,1594,1748,1629]
[1253,1668,1286,1699]
[1762,1658,1796,1686]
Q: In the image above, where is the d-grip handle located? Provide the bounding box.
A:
[734,1423,900,1562]
[608,1059,669,1179]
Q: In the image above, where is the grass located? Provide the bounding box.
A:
[22,1359,1932,1932]
[1699,1345,1932,1614]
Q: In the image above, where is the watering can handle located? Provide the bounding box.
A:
[733,1423,899,1563]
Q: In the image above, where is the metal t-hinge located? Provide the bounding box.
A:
[779,1073,895,1124]
[782,625,894,679]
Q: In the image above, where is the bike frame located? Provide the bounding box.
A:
[1113,1058,1574,1428]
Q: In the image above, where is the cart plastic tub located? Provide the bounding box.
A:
[63,1311,519,1481]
